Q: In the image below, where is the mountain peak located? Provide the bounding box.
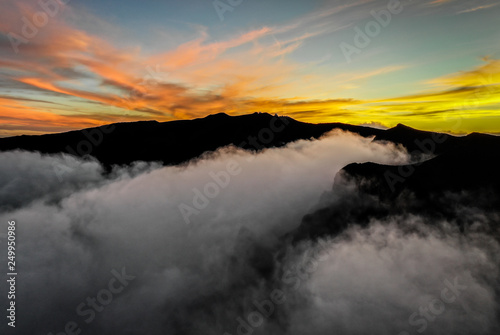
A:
[204,112,231,119]
[392,123,416,131]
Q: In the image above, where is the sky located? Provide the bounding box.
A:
[0,0,499,137]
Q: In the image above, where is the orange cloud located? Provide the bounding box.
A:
[1,1,499,136]
[0,97,105,136]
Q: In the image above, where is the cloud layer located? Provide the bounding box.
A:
[0,131,499,335]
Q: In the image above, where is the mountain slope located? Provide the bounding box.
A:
[0,113,384,167]
[292,128,500,241]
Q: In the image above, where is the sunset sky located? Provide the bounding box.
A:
[0,0,499,137]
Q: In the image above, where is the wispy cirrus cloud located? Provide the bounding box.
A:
[0,0,499,136]
[0,1,316,130]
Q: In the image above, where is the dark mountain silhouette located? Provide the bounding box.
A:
[2,112,500,243]
[0,112,383,168]
[292,125,500,241]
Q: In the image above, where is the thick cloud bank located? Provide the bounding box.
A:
[283,222,500,335]
[0,131,498,335]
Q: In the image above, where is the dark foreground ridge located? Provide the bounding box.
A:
[0,112,383,168]
[2,112,500,240]
[292,125,500,241]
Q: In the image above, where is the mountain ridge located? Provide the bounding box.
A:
[0,113,387,167]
